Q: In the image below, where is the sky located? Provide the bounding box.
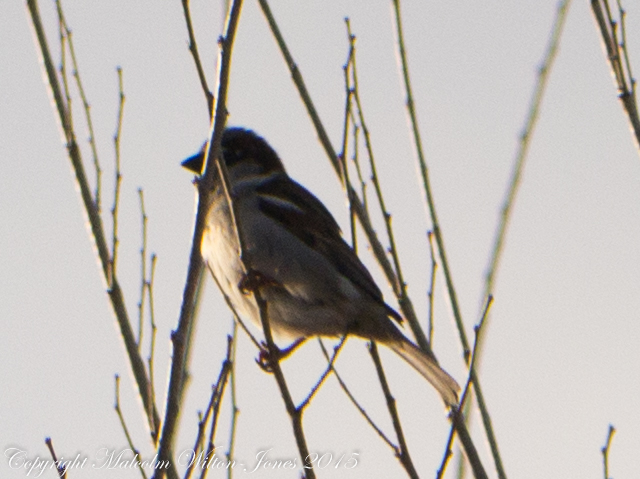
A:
[1,1,639,478]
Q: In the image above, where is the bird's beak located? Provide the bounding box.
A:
[181,151,205,175]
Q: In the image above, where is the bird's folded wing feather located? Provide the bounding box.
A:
[255,174,401,323]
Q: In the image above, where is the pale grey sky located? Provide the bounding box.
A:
[2,1,639,478]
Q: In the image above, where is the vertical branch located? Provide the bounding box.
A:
[368,343,419,479]
[147,253,159,443]
[341,20,356,248]
[138,188,148,347]
[391,2,504,479]
[181,0,214,113]
[601,425,615,479]
[153,2,243,476]
[114,375,149,479]
[426,231,438,345]
[254,296,316,478]
[482,0,571,322]
[198,337,234,479]
[347,20,433,357]
[392,0,466,366]
[463,3,570,477]
[183,335,233,479]
[353,63,431,359]
[438,297,493,479]
[111,67,125,282]
[44,438,66,479]
[350,121,367,212]
[307,50,401,455]
[225,321,240,479]
[182,2,316,472]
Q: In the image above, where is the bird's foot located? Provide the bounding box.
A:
[256,338,306,372]
[238,269,277,295]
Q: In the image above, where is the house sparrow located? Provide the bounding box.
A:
[183,127,459,406]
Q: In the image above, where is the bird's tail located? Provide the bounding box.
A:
[388,339,460,406]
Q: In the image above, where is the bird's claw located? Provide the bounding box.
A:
[238,269,276,295]
[256,344,274,372]
[255,338,306,373]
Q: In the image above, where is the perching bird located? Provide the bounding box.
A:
[183,127,459,406]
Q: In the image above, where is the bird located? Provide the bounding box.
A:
[182,127,460,406]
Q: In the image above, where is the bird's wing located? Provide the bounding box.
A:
[255,173,401,323]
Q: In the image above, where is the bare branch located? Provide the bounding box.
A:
[181,0,214,113]
[592,0,640,152]
[27,2,165,466]
[348,22,432,358]
[137,188,148,347]
[44,437,67,479]
[438,297,493,479]
[199,336,234,479]
[601,424,616,479]
[153,2,244,475]
[317,339,396,450]
[114,375,149,479]
[368,342,419,479]
[111,67,125,284]
[298,337,346,410]
[225,322,240,479]
[147,253,159,442]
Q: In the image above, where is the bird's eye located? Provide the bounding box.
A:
[222,147,244,167]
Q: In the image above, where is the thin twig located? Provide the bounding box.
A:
[426,231,437,346]
[226,322,240,479]
[298,337,347,410]
[147,253,159,443]
[368,342,419,479]
[115,375,149,479]
[334,32,404,457]
[438,297,493,479]
[347,21,433,358]
[601,424,615,479]
[200,336,234,479]
[111,67,125,283]
[391,0,462,362]
[350,121,367,212]
[208,268,262,350]
[204,116,310,462]
[340,29,356,249]
[181,0,214,113]
[317,340,396,450]
[55,1,73,135]
[482,0,571,324]
[45,437,66,479]
[56,0,102,210]
[468,3,572,477]
[153,2,243,476]
[616,0,636,98]
[255,296,316,478]
[138,188,148,347]
[337,51,405,457]
[390,2,497,478]
[183,336,233,479]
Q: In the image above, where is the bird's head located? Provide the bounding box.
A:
[182,128,286,180]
